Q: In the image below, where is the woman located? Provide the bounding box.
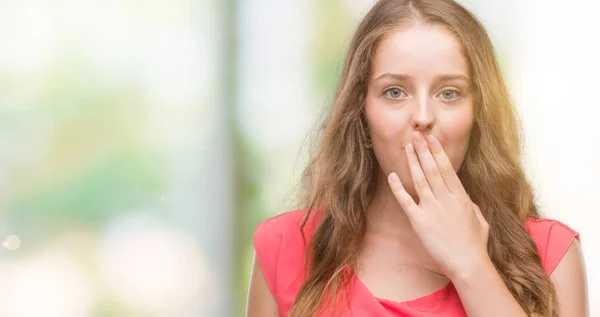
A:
[246,0,588,316]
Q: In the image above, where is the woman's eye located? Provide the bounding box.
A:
[438,89,461,101]
[383,88,405,100]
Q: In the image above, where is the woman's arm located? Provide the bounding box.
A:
[551,240,589,316]
[453,240,588,317]
[245,254,279,317]
[450,256,528,317]
[387,134,588,316]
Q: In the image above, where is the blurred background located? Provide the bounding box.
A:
[0,0,598,316]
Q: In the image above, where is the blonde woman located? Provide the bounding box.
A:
[246,0,588,316]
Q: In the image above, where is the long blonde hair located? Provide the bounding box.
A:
[292,0,558,316]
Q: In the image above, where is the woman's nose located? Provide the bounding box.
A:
[410,101,436,131]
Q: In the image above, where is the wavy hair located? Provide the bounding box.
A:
[291,0,558,316]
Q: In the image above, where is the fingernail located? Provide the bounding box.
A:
[405,143,414,154]
[388,172,399,184]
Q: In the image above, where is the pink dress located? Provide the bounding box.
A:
[253,209,579,317]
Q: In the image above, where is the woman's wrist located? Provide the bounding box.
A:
[448,254,496,287]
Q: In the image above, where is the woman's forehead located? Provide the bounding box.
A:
[370,25,469,81]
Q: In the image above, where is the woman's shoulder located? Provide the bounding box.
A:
[255,209,306,233]
[254,207,322,238]
[524,217,580,275]
[252,209,319,304]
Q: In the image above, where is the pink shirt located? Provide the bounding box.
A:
[253,209,579,317]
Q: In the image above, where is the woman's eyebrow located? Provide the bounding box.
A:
[373,72,470,82]
[434,74,470,83]
[374,72,411,81]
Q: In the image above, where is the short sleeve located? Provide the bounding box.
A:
[253,216,284,298]
[525,218,580,275]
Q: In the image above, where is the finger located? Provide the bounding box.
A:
[412,132,448,197]
[405,143,435,201]
[388,172,419,216]
[425,134,467,196]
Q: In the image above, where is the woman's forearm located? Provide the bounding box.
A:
[451,258,528,317]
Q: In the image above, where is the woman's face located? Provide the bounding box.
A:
[366,25,474,199]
